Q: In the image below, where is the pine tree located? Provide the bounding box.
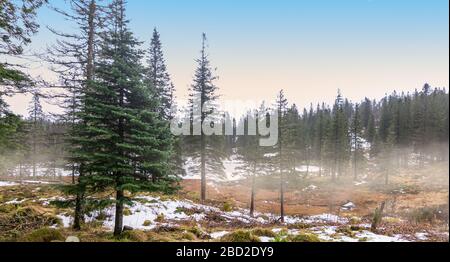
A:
[27,91,45,177]
[351,104,365,181]
[0,0,46,88]
[74,0,176,236]
[146,28,175,120]
[187,33,224,202]
[46,0,103,230]
[328,90,349,181]
[276,90,288,222]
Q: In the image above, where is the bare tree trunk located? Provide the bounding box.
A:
[114,188,124,236]
[73,182,84,230]
[71,164,76,184]
[385,168,389,186]
[250,164,256,217]
[280,171,285,223]
[73,0,96,230]
[201,133,206,203]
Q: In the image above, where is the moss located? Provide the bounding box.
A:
[222,202,233,212]
[220,230,260,242]
[146,232,174,242]
[24,228,65,242]
[119,230,148,242]
[185,226,209,239]
[0,204,17,214]
[349,217,362,224]
[142,220,152,227]
[155,213,165,223]
[289,223,312,230]
[181,232,196,241]
[358,237,368,242]
[123,208,132,216]
[287,233,321,242]
[251,228,276,237]
[336,226,357,237]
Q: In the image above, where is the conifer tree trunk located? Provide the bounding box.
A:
[201,129,206,202]
[279,113,285,223]
[73,191,84,230]
[114,188,124,236]
[73,0,96,231]
[250,163,256,217]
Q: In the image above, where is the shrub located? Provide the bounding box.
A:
[220,230,260,242]
[119,230,148,242]
[222,202,233,212]
[24,228,65,242]
[251,228,276,237]
[287,233,321,242]
[123,208,132,216]
[181,232,196,241]
[155,213,165,223]
[142,220,152,227]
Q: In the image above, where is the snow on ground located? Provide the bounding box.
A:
[4,198,27,205]
[0,181,19,187]
[354,181,368,186]
[302,185,318,192]
[0,180,55,186]
[183,156,247,182]
[295,165,320,173]
[341,202,356,211]
[210,231,229,239]
[182,155,323,183]
[46,195,423,242]
[7,166,73,178]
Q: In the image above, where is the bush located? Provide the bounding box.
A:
[155,213,165,223]
[181,232,196,241]
[123,208,132,216]
[251,228,276,237]
[222,202,233,212]
[119,230,148,242]
[142,220,152,227]
[220,230,260,242]
[185,226,209,239]
[24,228,65,242]
[287,233,321,242]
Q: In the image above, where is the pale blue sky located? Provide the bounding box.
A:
[6,0,449,116]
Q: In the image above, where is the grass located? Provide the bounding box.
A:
[287,233,321,242]
[24,228,65,242]
[220,230,260,242]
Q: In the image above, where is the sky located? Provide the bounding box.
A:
[4,0,449,117]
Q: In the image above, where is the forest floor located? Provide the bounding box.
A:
[0,163,448,242]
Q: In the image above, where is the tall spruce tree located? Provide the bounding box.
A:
[187,33,224,202]
[74,0,175,236]
[146,28,175,119]
[46,0,103,230]
[328,90,349,181]
[27,91,45,177]
[276,90,288,222]
[350,104,365,181]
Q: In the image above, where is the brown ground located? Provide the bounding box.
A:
[181,163,449,219]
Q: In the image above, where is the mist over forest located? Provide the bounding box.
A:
[0,0,448,244]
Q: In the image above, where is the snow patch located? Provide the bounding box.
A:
[0,181,19,187]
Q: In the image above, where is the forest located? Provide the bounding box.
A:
[0,0,449,243]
